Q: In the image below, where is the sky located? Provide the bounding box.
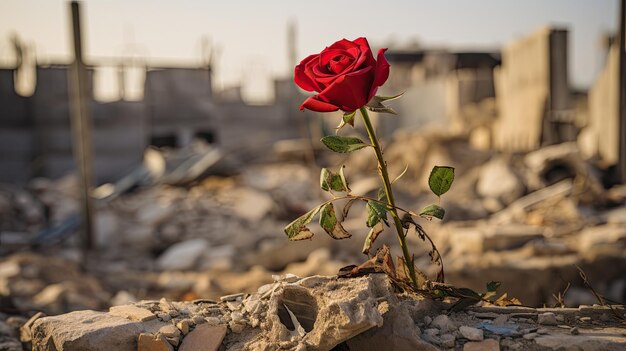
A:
[0,0,619,102]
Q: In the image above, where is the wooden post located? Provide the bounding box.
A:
[68,1,95,254]
[618,0,626,184]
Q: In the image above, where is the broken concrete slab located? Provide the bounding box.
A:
[178,324,227,351]
[31,310,166,351]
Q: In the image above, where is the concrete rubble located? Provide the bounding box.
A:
[1,131,625,350]
[23,274,626,351]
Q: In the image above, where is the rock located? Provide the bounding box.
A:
[136,202,175,226]
[31,310,165,351]
[459,326,483,341]
[477,157,524,205]
[463,338,500,351]
[220,293,245,302]
[0,335,22,351]
[110,291,137,306]
[482,224,545,251]
[345,301,439,351]
[178,324,227,351]
[20,311,45,342]
[176,320,190,335]
[535,327,626,351]
[431,314,456,333]
[440,333,456,348]
[523,332,538,340]
[137,333,173,351]
[228,188,274,222]
[570,327,579,335]
[109,305,156,322]
[158,324,180,338]
[538,312,558,326]
[577,225,626,254]
[157,239,210,271]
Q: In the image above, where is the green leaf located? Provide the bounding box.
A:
[366,200,388,227]
[362,222,384,255]
[365,92,404,114]
[428,166,455,197]
[486,281,501,292]
[319,203,351,239]
[320,136,369,153]
[377,188,387,201]
[320,168,347,192]
[284,205,322,241]
[419,204,446,220]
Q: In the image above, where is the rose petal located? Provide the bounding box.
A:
[328,39,357,51]
[369,48,390,100]
[300,95,340,112]
[352,38,375,71]
[317,66,374,111]
[294,54,321,92]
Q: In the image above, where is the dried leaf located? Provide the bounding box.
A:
[284,205,322,241]
[319,203,351,240]
[362,222,384,255]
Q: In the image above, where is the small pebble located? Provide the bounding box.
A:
[538,312,557,326]
[493,314,508,325]
[440,333,456,348]
[205,317,221,325]
[229,321,246,333]
[459,326,483,341]
[176,320,190,335]
[537,328,549,335]
[192,315,206,325]
[424,316,432,325]
[220,293,245,302]
[157,313,171,322]
[570,327,580,335]
[523,332,538,340]
[556,315,565,322]
[168,310,179,318]
[166,336,179,347]
[579,316,591,322]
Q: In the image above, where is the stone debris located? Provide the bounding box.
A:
[24,274,626,351]
[1,136,626,350]
[137,333,173,351]
[109,304,157,322]
[178,324,227,351]
[459,325,484,341]
[463,338,501,351]
[538,312,558,325]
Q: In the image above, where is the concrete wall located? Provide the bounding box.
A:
[493,27,570,151]
[144,68,217,147]
[0,69,33,183]
[579,45,620,165]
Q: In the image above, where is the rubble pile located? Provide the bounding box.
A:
[1,132,625,350]
[26,274,626,351]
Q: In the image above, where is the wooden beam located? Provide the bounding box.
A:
[68,1,95,253]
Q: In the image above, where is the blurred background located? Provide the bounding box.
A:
[0,0,624,320]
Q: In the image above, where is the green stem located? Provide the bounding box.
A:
[359,107,418,289]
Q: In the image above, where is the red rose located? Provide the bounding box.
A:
[294,37,390,113]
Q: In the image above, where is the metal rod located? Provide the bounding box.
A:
[618,0,626,184]
[68,1,95,254]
